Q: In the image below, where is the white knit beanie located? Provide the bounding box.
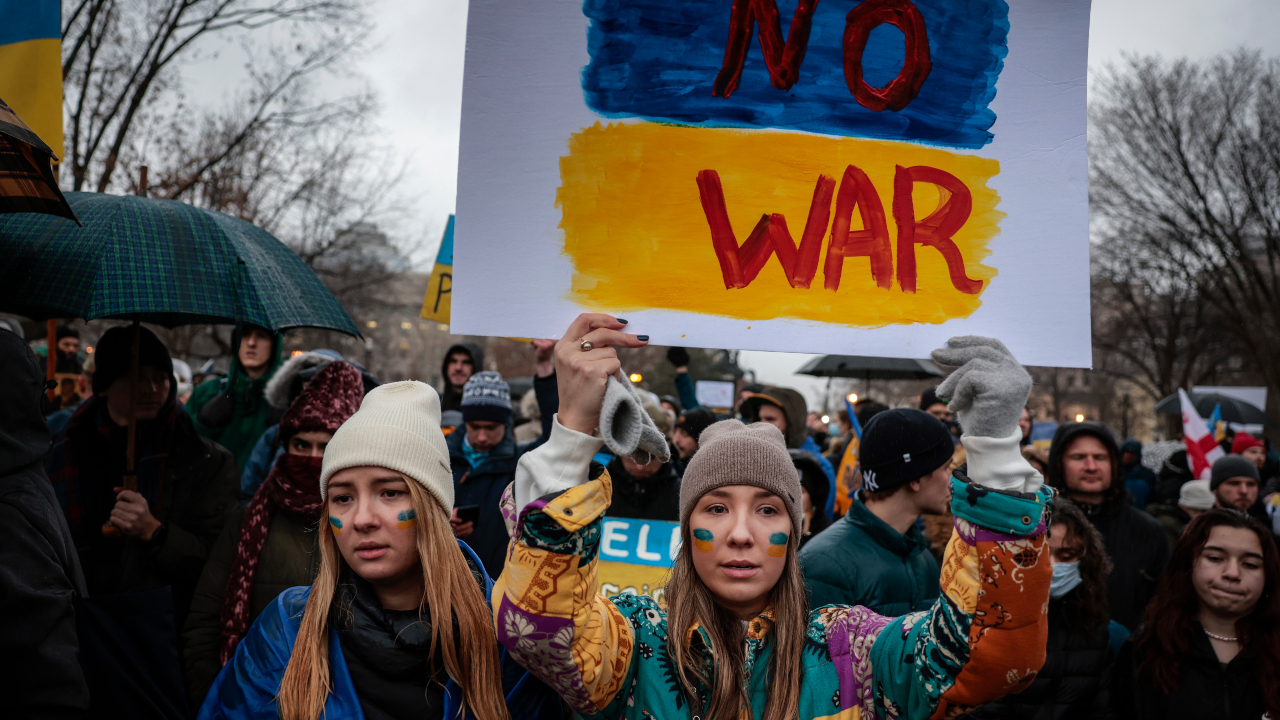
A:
[320,381,454,510]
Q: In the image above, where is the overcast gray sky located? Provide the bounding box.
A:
[353,0,1280,404]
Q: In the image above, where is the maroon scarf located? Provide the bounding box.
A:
[218,452,324,663]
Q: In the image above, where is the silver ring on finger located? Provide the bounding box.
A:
[580,339,594,352]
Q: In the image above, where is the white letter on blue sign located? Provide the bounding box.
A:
[602,521,630,559]
[636,523,662,562]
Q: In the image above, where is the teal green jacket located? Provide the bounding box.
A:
[185,337,282,471]
[493,429,1055,720]
[799,492,940,615]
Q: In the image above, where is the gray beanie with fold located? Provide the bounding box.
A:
[678,420,802,537]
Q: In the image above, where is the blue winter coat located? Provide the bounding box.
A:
[197,541,560,720]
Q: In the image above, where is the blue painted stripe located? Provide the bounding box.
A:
[0,0,60,46]
[581,0,1008,149]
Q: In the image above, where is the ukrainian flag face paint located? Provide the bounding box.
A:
[767,532,789,557]
[328,516,343,535]
[693,528,715,553]
[396,509,418,530]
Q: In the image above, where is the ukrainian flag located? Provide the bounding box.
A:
[0,0,62,158]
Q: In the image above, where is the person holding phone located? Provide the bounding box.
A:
[493,314,1054,720]
[448,341,559,578]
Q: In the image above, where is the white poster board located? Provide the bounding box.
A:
[454,0,1092,367]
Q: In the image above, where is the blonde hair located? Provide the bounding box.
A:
[277,477,508,720]
[664,528,806,720]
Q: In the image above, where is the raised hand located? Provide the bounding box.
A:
[554,314,648,435]
[931,336,1031,439]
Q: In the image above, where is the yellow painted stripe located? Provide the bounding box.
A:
[0,38,64,158]
[558,122,1001,327]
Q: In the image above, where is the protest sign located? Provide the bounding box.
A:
[695,380,736,410]
[420,215,454,324]
[596,517,680,604]
[455,0,1092,366]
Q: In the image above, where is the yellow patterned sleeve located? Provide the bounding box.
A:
[492,471,638,717]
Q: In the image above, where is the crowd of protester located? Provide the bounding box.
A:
[2,317,1278,720]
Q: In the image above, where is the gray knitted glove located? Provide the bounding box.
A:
[931,336,1031,439]
[600,374,671,465]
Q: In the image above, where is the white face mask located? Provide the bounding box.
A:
[1049,561,1082,599]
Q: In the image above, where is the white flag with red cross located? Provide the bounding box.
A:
[1180,389,1224,479]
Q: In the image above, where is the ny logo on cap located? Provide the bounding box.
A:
[863,470,878,491]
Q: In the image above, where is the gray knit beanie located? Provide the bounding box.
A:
[1209,455,1259,491]
[460,370,511,424]
[679,420,802,537]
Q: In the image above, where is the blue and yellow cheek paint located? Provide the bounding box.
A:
[328,516,343,535]
[692,528,714,553]
[396,509,418,530]
[767,532,788,557]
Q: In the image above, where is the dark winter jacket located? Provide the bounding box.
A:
[798,489,940,614]
[1111,626,1269,720]
[603,455,680,521]
[48,394,240,635]
[1046,423,1170,631]
[183,504,319,708]
[440,342,485,412]
[0,329,90,719]
[1146,502,1193,552]
[966,599,1115,720]
[449,373,555,578]
[186,328,284,471]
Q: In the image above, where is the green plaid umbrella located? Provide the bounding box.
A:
[0,191,358,335]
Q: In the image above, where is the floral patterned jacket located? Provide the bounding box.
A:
[493,421,1054,720]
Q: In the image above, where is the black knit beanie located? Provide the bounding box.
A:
[859,408,954,494]
[91,326,174,395]
[676,407,717,442]
[1209,455,1260,491]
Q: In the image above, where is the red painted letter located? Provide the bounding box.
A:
[893,165,982,295]
[714,0,821,98]
[768,174,836,288]
[697,170,776,289]
[824,165,893,291]
[843,0,931,112]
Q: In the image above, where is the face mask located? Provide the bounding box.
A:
[1049,561,1082,599]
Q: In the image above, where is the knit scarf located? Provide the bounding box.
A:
[218,452,324,663]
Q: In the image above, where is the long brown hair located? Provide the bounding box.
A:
[665,527,806,720]
[1049,499,1111,634]
[276,478,508,720]
[1136,509,1280,718]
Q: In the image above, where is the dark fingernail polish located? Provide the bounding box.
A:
[616,318,628,324]
[637,335,649,341]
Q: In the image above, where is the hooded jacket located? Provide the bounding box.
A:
[799,489,940,614]
[746,386,837,519]
[440,342,485,413]
[0,329,90,719]
[1046,423,1169,630]
[186,327,285,471]
[1111,625,1269,720]
[197,540,563,720]
[1118,439,1156,510]
[47,338,240,634]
